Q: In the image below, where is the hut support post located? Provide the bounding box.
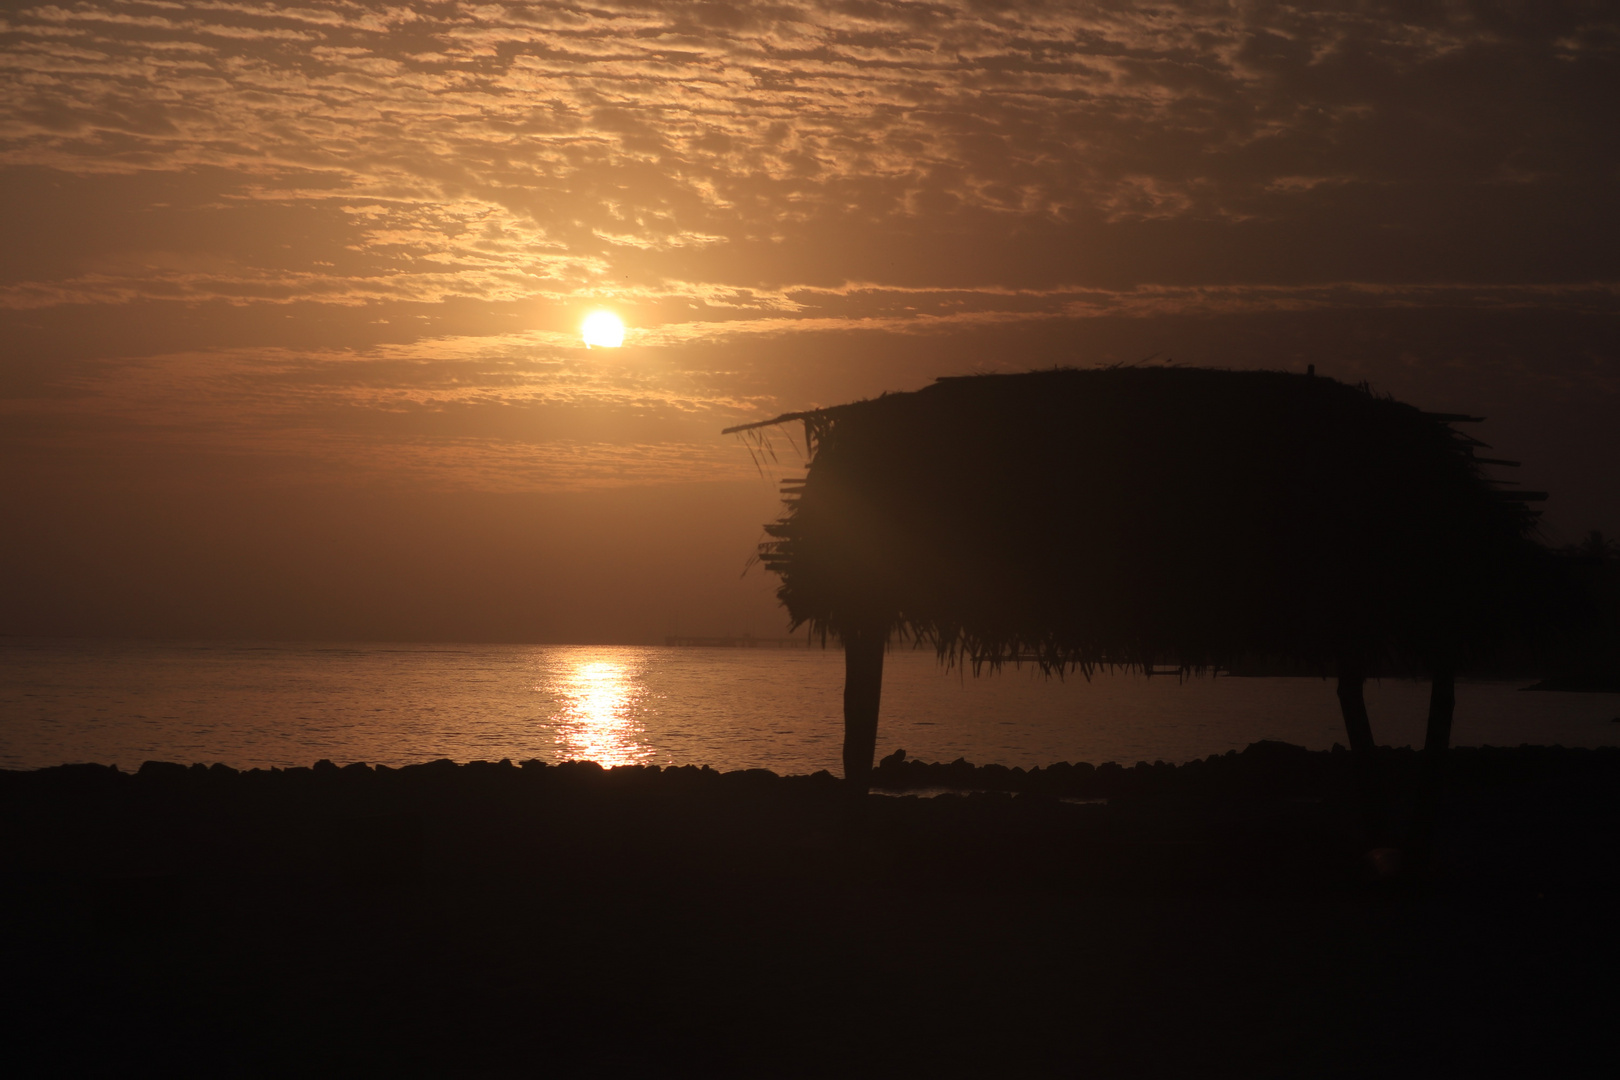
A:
[1423,666,1456,759]
[1336,672,1376,757]
[1412,666,1456,869]
[1336,670,1387,841]
[842,625,886,795]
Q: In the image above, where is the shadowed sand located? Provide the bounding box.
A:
[4,744,1617,1075]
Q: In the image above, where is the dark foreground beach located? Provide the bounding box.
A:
[4,744,1618,1076]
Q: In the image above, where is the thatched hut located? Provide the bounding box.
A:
[727,368,1550,821]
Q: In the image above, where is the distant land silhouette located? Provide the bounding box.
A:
[1523,530,1620,691]
[664,633,809,647]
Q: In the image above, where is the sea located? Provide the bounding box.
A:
[2,639,1616,774]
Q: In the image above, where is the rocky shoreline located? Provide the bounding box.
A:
[4,744,1618,1074]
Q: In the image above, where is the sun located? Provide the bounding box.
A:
[581,310,625,348]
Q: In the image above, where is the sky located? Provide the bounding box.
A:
[3,0,1617,642]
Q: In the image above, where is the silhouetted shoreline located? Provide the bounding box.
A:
[5,745,1617,1074]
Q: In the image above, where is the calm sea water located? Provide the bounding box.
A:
[1,639,1616,774]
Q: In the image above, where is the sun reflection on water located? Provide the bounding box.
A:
[553,657,650,767]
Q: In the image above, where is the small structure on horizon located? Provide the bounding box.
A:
[726,367,1553,851]
[664,633,808,648]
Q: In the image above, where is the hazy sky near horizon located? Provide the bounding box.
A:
[3,1,1617,639]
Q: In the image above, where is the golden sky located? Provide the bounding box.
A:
[3,1,1617,638]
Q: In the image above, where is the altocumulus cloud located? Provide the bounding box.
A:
[1,0,1617,494]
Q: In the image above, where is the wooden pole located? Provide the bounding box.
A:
[842,624,886,795]
[1336,666,1387,844]
[1335,669,1375,757]
[1412,664,1456,872]
[1423,666,1456,760]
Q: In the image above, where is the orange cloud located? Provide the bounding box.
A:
[1,0,1615,502]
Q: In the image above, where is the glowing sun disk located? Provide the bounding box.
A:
[582,310,625,348]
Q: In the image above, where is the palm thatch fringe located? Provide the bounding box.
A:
[732,368,1549,680]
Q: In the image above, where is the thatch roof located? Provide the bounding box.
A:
[728,368,1549,676]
